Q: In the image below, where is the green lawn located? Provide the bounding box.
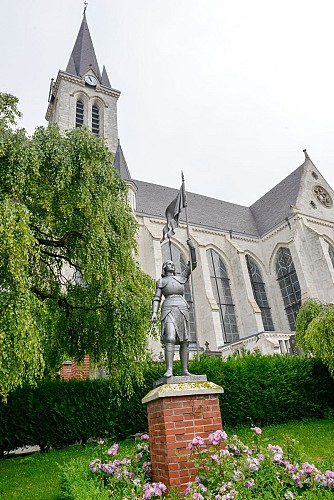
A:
[0,418,333,499]
[0,444,94,500]
[227,418,334,469]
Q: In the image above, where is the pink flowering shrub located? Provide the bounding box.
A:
[86,428,333,499]
[184,427,334,499]
[88,434,166,499]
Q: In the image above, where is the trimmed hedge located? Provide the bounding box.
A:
[0,354,333,453]
[189,354,334,427]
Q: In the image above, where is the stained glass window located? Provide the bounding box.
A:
[207,249,239,343]
[246,255,274,331]
[161,244,196,341]
[275,248,301,331]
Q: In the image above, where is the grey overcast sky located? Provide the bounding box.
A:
[2,0,334,206]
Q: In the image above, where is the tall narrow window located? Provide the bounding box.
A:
[207,249,239,343]
[275,248,301,331]
[162,244,196,342]
[92,104,100,135]
[76,99,84,128]
[246,255,274,331]
[328,244,334,268]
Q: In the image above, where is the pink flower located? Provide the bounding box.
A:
[251,426,262,435]
[302,462,316,474]
[141,433,150,441]
[220,449,230,457]
[89,459,100,473]
[107,443,119,456]
[210,454,220,464]
[285,461,295,472]
[184,483,192,495]
[187,436,206,450]
[208,430,227,445]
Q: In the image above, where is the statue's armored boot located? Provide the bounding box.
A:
[164,343,174,378]
[180,342,193,376]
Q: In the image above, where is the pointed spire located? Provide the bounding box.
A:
[113,139,132,182]
[101,65,111,88]
[66,13,102,81]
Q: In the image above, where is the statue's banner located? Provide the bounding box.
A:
[161,183,187,242]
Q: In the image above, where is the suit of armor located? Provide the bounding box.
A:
[152,240,196,377]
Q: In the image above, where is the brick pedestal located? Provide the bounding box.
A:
[142,381,223,494]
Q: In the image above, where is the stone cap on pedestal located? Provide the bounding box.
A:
[153,374,207,389]
[142,381,224,404]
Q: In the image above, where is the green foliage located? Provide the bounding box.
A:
[0,92,22,132]
[0,355,333,454]
[85,436,156,499]
[296,299,334,376]
[61,458,110,499]
[189,353,334,428]
[63,427,334,499]
[1,421,333,500]
[183,428,334,499]
[0,379,118,454]
[0,94,154,399]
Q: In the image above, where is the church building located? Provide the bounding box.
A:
[46,13,334,360]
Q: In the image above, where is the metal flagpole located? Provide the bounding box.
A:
[182,172,200,361]
[168,238,173,261]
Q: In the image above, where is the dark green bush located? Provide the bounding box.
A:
[0,354,333,453]
[0,379,118,454]
[189,353,334,427]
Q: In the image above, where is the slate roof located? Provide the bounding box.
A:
[114,140,133,182]
[134,159,307,238]
[250,164,304,235]
[134,180,259,236]
[66,13,110,87]
[101,65,111,88]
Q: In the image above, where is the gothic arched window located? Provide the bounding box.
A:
[246,255,274,331]
[75,99,84,128]
[207,249,239,343]
[161,244,196,341]
[275,247,301,331]
[92,104,100,135]
[328,243,334,268]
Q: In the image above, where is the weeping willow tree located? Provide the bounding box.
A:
[295,298,334,377]
[0,93,154,400]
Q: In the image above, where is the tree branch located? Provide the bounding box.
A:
[30,287,106,312]
[40,249,81,271]
[31,226,83,247]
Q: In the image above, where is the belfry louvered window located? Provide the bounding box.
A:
[207,249,239,343]
[246,255,274,331]
[275,248,301,331]
[75,99,84,128]
[328,244,334,268]
[92,104,100,135]
[161,243,196,342]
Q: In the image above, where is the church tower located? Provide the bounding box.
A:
[45,12,120,155]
